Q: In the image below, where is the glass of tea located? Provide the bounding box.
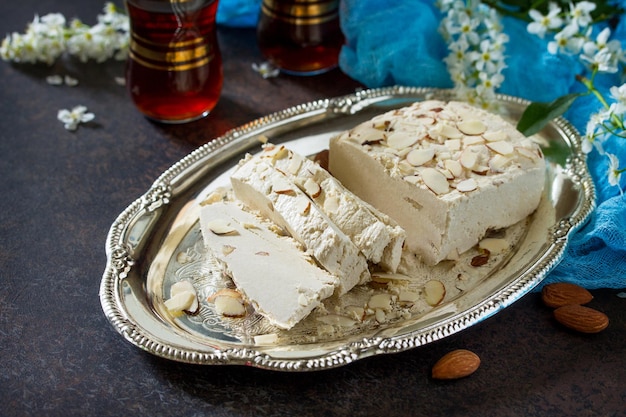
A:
[125,0,223,123]
[256,0,344,76]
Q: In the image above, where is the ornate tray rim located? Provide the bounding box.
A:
[99,86,596,371]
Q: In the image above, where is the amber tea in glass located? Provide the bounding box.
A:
[257,0,344,75]
[125,0,222,123]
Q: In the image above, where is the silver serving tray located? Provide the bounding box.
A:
[99,86,595,371]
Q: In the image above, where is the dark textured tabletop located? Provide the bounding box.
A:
[1,1,625,416]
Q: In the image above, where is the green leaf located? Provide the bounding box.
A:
[516,93,582,137]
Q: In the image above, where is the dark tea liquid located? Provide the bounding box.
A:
[257,0,344,75]
[125,0,222,123]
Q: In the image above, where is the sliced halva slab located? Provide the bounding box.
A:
[199,201,337,330]
[230,155,370,295]
[258,144,406,272]
[330,100,546,265]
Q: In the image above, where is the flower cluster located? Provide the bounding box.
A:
[527,1,624,72]
[0,2,129,65]
[437,0,509,110]
[582,82,626,192]
[526,1,626,193]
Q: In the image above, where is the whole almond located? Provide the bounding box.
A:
[553,304,609,334]
[432,349,480,380]
[541,282,593,308]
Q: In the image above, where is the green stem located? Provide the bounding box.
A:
[578,72,625,130]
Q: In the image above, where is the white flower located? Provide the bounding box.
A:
[606,153,623,191]
[57,105,95,131]
[610,84,626,105]
[583,110,611,153]
[527,3,564,38]
[64,75,79,87]
[0,3,129,65]
[478,70,504,90]
[609,84,626,114]
[470,39,505,73]
[444,37,471,69]
[548,23,583,55]
[581,46,620,73]
[252,62,280,79]
[439,0,507,105]
[46,75,64,85]
[567,1,596,28]
[446,10,481,45]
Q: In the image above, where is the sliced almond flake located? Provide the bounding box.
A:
[214,295,246,317]
[398,160,415,175]
[272,176,295,195]
[487,140,515,155]
[271,146,289,161]
[356,128,385,145]
[421,167,450,195]
[463,135,485,146]
[444,139,461,151]
[406,148,435,166]
[199,190,225,206]
[296,197,311,215]
[302,177,322,198]
[386,131,417,149]
[170,281,199,313]
[520,138,537,148]
[206,218,238,235]
[170,280,199,309]
[456,178,478,192]
[458,119,487,135]
[418,116,436,125]
[396,147,412,158]
[403,175,421,185]
[398,290,420,303]
[164,291,196,316]
[368,293,393,311]
[423,280,446,306]
[375,309,387,323]
[472,165,490,175]
[444,159,463,177]
[438,168,454,179]
[459,149,479,170]
[431,123,463,140]
[171,280,196,297]
[207,288,243,302]
[254,333,278,345]
[436,151,452,161]
[483,130,507,142]
[287,156,302,174]
[516,146,539,160]
[489,154,512,172]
